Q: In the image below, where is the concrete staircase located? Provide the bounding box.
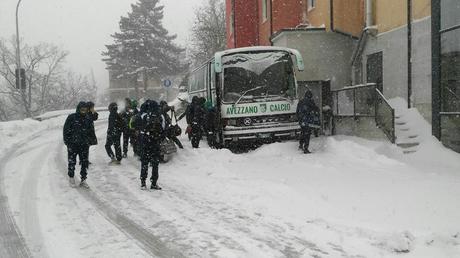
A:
[394,113,420,154]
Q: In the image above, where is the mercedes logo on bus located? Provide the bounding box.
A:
[243,117,252,126]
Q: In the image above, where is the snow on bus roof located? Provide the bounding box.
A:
[216,46,297,57]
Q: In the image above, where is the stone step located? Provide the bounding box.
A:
[397,142,420,149]
[408,135,418,139]
[395,121,407,126]
[403,149,417,154]
[398,127,410,132]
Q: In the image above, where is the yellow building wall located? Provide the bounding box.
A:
[333,0,365,37]
[375,0,431,33]
[307,0,331,30]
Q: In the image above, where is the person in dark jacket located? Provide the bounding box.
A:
[86,101,98,165]
[187,96,206,148]
[160,100,183,149]
[63,101,92,188]
[139,100,164,190]
[296,90,320,154]
[130,101,148,157]
[121,98,138,158]
[105,102,123,164]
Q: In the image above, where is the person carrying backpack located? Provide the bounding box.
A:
[105,102,124,164]
[139,100,165,190]
[296,90,320,154]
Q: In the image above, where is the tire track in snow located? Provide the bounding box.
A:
[0,133,44,258]
[55,123,185,258]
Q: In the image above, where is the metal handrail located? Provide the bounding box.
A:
[375,88,395,143]
[331,83,377,92]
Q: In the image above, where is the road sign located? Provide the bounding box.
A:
[163,79,172,88]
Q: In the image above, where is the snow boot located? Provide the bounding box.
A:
[141,180,147,190]
[79,179,89,189]
[122,153,127,158]
[69,177,76,188]
[151,184,162,190]
[303,149,311,154]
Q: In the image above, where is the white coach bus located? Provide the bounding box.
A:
[187,46,305,148]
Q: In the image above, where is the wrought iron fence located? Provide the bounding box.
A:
[375,89,396,143]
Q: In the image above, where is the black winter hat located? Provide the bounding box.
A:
[108,102,118,112]
[76,101,88,113]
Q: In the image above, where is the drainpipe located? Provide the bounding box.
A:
[270,0,273,45]
[366,0,373,27]
[407,0,412,108]
[330,0,334,31]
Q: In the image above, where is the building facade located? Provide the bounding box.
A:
[226,0,460,152]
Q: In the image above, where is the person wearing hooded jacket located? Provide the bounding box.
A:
[63,101,92,188]
[105,102,124,164]
[139,100,165,190]
[296,90,320,154]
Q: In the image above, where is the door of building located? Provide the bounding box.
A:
[366,52,383,93]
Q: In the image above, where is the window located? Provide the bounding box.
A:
[308,0,316,11]
[262,0,268,21]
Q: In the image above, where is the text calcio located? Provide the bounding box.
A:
[226,104,291,115]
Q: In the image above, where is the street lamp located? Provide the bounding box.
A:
[16,0,22,70]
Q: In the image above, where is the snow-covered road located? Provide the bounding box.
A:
[0,114,459,257]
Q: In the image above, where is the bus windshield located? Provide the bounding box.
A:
[222,51,296,103]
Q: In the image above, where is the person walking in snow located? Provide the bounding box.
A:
[63,101,93,188]
[105,102,124,164]
[130,101,148,157]
[121,98,138,158]
[187,96,206,148]
[139,100,165,190]
[296,90,320,154]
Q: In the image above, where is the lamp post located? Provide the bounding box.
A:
[15,0,22,71]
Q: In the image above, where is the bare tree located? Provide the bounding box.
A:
[189,0,226,65]
[0,38,97,120]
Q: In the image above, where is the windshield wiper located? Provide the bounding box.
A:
[234,86,267,106]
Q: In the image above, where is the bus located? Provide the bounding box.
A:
[187,46,305,148]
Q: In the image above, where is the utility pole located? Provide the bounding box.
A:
[16,0,30,110]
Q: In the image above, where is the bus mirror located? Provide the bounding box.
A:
[215,53,223,73]
[289,49,305,72]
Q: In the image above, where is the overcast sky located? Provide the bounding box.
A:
[0,0,203,90]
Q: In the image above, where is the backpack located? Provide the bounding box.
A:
[144,113,164,140]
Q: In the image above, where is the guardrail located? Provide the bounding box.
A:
[332,83,396,143]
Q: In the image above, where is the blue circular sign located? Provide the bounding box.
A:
[163,79,172,88]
